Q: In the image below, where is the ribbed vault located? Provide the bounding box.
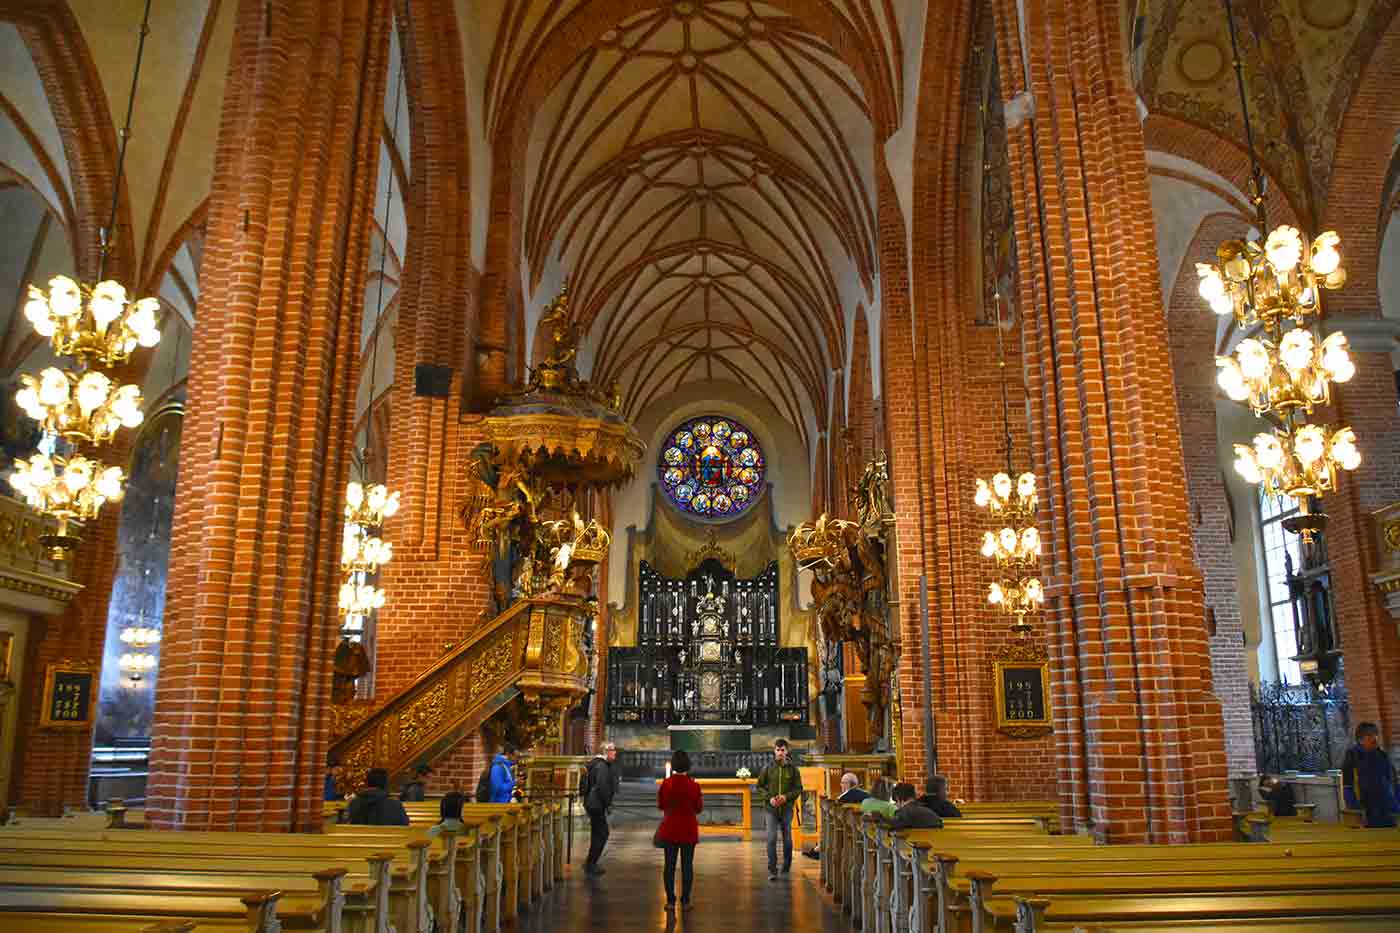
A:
[507,0,889,451]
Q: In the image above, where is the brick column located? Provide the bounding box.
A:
[996,0,1231,842]
[146,0,390,832]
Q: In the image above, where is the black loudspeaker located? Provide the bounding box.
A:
[414,364,453,398]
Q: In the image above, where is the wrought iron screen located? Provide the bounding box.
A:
[606,558,808,726]
[1251,680,1350,775]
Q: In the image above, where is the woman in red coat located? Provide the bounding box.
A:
[656,749,704,909]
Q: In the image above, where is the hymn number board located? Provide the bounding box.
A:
[40,662,96,729]
[992,650,1052,737]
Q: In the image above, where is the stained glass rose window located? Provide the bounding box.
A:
[658,416,765,520]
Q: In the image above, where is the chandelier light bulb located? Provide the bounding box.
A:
[998,526,1018,552]
[1310,232,1342,277]
[1233,445,1263,484]
[988,582,1005,605]
[1293,424,1326,467]
[367,484,388,513]
[76,370,112,415]
[1265,226,1303,274]
[1235,339,1270,381]
[1216,357,1249,401]
[1319,332,1355,383]
[974,478,991,508]
[1016,472,1035,499]
[1253,433,1285,470]
[346,481,365,510]
[1330,427,1361,472]
[1278,329,1314,374]
[980,531,997,558]
[992,472,1012,501]
[90,281,125,329]
[1021,526,1041,557]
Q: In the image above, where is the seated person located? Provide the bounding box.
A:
[858,779,898,820]
[837,772,869,804]
[400,762,433,802]
[915,774,962,818]
[346,767,411,826]
[1258,775,1296,817]
[805,772,872,858]
[876,782,942,831]
[430,791,467,837]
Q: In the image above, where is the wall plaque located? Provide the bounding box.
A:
[40,660,96,729]
[992,640,1052,738]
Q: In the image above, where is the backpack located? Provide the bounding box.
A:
[475,767,493,803]
[577,762,595,806]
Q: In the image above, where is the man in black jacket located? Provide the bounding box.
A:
[347,768,411,826]
[915,775,962,818]
[879,782,942,830]
[581,742,621,876]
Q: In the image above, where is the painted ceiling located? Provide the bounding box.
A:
[1134,0,1400,224]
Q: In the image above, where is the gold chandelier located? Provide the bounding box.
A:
[971,298,1044,633]
[7,2,161,560]
[339,481,399,637]
[1200,1,1362,538]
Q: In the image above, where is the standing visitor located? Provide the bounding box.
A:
[755,738,804,881]
[1342,722,1398,828]
[656,749,703,910]
[489,746,517,804]
[582,742,622,876]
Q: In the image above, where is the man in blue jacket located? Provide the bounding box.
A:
[1343,722,1397,828]
[489,746,517,803]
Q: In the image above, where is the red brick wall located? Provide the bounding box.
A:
[986,0,1231,842]
[146,0,390,833]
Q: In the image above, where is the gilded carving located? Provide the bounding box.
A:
[398,682,449,751]
[471,629,519,701]
[1384,519,1400,555]
[788,458,897,744]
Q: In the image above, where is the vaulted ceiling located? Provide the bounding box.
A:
[465,0,907,449]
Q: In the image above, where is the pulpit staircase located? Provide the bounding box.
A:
[328,595,590,789]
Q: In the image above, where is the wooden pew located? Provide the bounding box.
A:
[0,828,419,933]
[905,835,1400,933]
[0,877,289,933]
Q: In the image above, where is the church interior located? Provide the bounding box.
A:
[2,0,1400,929]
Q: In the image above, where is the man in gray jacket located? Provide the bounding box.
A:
[581,742,621,876]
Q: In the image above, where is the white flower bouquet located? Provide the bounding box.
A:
[736,767,752,779]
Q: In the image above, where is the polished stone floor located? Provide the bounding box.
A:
[518,824,846,932]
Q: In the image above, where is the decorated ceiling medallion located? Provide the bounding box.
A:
[659,415,765,521]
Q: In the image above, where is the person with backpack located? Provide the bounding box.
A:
[346,767,411,826]
[580,741,621,876]
[480,746,516,803]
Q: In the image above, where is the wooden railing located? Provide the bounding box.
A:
[329,595,591,790]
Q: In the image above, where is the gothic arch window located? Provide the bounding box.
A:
[658,415,766,521]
